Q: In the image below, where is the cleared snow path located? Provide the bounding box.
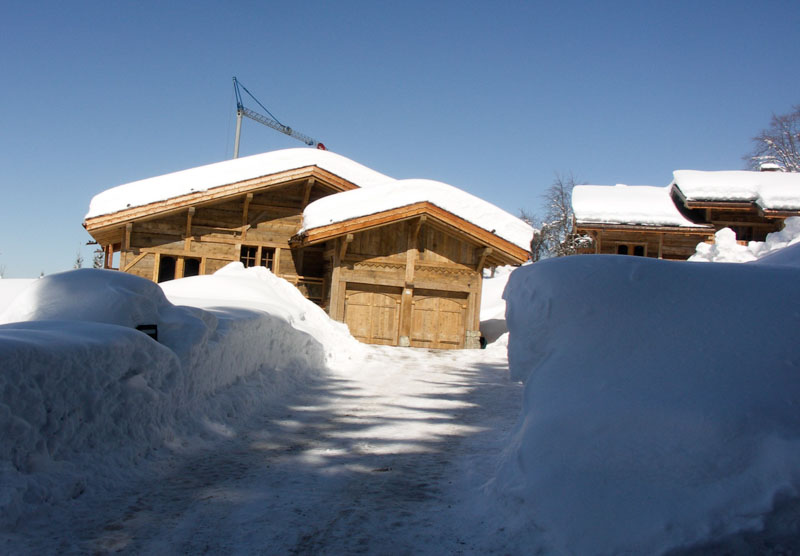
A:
[10,344,521,555]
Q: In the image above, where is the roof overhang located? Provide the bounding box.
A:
[292,201,530,266]
[84,165,359,236]
[576,222,714,235]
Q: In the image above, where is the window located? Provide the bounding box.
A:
[158,256,177,282]
[184,258,201,277]
[616,243,646,257]
[158,255,201,282]
[260,247,275,271]
[240,245,275,271]
[240,245,258,267]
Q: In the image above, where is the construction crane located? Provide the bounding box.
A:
[232,77,325,158]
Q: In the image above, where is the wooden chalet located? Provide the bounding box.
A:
[572,184,714,259]
[83,149,392,304]
[84,150,533,349]
[291,179,532,349]
[573,170,800,260]
[670,170,800,242]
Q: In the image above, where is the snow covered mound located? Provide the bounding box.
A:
[690,216,800,263]
[499,255,800,554]
[0,267,337,528]
[479,265,517,344]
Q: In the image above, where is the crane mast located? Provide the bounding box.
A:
[232,77,325,158]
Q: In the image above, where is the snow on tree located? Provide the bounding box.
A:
[521,173,592,261]
[745,105,800,172]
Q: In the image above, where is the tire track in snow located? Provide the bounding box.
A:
[15,345,523,555]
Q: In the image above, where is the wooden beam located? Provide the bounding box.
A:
[184,207,195,250]
[122,251,149,272]
[241,193,253,240]
[475,247,493,272]
[83,166,363,234]
[339,233,354,260]
[295,201,529,264]
[302,177,315,208]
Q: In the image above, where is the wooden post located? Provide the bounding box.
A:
[328,236,351,321]
[658,233,664,259]
[302,178,315,208]
[475,247,493,272]
[184,207,195,251]
[399,217,425,347]
[121,223,132,270]
[241,193,253,240]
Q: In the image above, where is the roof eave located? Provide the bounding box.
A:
[293,201,530,265]
[84,165,359,236]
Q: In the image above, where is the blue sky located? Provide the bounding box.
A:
[1,1,798,277]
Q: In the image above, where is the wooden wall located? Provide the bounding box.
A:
[325,219,485,349]
[578,228,714,261]
[116,181,328,297]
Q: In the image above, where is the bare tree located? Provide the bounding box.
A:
[92,249,105,269]
[521,173,592,261]
[73,248,84,269]
[745,105,800,172]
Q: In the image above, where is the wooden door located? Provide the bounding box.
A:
[410,293,467,349]
[343,284,402,346]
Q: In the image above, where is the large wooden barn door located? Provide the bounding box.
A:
[343,284,402,345]
[409,290,467,350]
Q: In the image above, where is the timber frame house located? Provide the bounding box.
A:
[573,169,800,260]
[83,149,533,349]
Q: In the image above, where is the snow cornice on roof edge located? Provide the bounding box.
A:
[671,169,800,210]
[573,184,708,228]
[85,148,395,221]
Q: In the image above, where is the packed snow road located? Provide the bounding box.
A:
[11,343,521,555]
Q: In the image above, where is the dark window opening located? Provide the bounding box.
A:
[158,256,176,283]
[260,247,275,271]
[240,246,258,268]
[617,245,628,255]
[633,245,645,256]
[184,258,201,277]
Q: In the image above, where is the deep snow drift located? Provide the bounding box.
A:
[500,251,800,554]
[0,265,352,528]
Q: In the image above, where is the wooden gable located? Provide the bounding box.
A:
[293,203,529,350]
[83,166,356,302]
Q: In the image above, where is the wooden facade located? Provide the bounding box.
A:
[84,166,359,304]
[576,224,714,260]
[85,165,529,350]
[670,188,792,242]
[292,202,529,349]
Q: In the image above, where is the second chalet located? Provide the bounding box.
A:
[573,168,800,259]
[83,148,534,350]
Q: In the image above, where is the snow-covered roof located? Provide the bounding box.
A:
[572,184,707,228]
[301,179,534,251]
[86,148,394,219]
[672,170,800,209]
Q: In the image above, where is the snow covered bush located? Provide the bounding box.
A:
[498,251,800,554]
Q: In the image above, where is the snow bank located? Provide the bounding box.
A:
[0,279,36,314]
[0,266,348,527]
[499,255,800,554]
[572,184,705,227]
[86,148,395,219]
[479,265,516,344]
[690,216,800,263]
[673,169,800,208]
[301,179,535,251]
